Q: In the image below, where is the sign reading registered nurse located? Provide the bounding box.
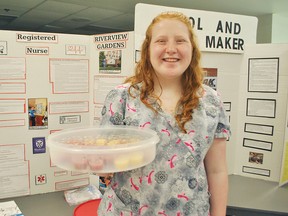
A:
[135,3,258,53]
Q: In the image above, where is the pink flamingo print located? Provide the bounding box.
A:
[108,195,114,199]
[177,212,182,216]
[116,84,127,89]
[184,142,194,152]
[106,202,113,212]
[139,204,148,215]
[111,182,118,190]
[147,170,154,185]
[139,176,143,184]
[168,154,177,168]
[188,129,195,135]
[130,178,139,191]
[177,193,189,201]
[140,121,151,128]
[158,210,167,216]
[109,103,114,116]
[127,103,136,112]
[161,128,170,136]
[222,128,229,134]
[176,138,181,144]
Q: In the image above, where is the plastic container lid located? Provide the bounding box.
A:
[47,126,159,173]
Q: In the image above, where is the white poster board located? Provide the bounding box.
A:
[0,30,134,199]
[235,44,288,182]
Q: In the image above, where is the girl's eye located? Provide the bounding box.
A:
[177,39,186,43]
[157,40,166,44]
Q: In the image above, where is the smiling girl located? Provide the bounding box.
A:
[98,11,231,216]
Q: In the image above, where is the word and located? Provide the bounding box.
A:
[206,20,244,50]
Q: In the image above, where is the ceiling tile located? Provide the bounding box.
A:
[73,7,123,20]
[0,6,31,17]
[0,0,44,8]
[90,13,134,29]
[35,0,87,13]
[10,10,69,27]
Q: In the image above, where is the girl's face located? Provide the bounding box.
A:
[149,19,192,81]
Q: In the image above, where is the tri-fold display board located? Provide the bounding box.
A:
[0,3,287,199]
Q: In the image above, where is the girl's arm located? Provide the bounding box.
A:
[204,138,228,216]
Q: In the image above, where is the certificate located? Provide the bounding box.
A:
[248,58,279,93]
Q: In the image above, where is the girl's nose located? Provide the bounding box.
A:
[166,41,177,53]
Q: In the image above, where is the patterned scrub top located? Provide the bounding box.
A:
[97,83,231,216]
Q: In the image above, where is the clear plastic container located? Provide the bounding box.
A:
[47,126,159,173]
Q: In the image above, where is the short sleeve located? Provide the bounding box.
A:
[100,87,127,126]
[202,85,231,140]
[214,100,231,139]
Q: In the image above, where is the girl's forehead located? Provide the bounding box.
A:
[151,19,189,35]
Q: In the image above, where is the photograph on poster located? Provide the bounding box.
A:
[203,68,217,90]
[248,58,279,93]
[223,102,231,112]
[242,166,270,177]
[243,138,272,151]
[249,151,264,164]
[28,98,48,129]
[246,98,276,118]
[99,50,122,74]
[244,123,274,136]
[0,41,8,55]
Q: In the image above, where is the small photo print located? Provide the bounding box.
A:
[99,174,113,194]
[99,50,121,74]
[28,98,48,129]
[249,151,263,164]
[203,68,217,90]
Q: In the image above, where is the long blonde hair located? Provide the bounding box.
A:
[125,11,204,133]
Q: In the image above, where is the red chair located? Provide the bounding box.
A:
[74,199,101,216]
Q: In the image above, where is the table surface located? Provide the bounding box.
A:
[0,175,287,216]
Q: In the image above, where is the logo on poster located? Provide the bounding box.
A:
[32,137,46,154]
[35,174,47,185]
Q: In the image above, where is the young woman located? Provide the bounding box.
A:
[97,11,231,216]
